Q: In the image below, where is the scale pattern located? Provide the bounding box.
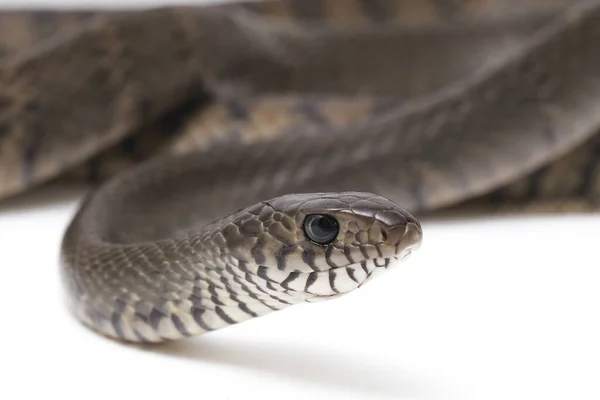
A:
[0,0,599,341]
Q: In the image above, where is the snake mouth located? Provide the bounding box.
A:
[304,224,419,302]
[305,254,407,302]
[356,254,405,289]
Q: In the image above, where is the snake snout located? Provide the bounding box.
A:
[388,222,422,256]
[376,207,422,257]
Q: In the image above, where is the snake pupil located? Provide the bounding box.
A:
[304,214,339,245]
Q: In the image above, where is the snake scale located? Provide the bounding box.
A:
[2,0,600,342]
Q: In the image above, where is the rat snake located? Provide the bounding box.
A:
[1,0,600,342]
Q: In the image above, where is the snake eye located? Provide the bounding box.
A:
[303,214,339,245]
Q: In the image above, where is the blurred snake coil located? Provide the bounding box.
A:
[1,0,600,342]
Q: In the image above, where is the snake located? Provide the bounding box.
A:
[2,0,600,343]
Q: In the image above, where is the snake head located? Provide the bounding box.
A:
[223,192,422,303]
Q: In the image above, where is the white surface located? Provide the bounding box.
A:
[2,183,600,400]
[2,0,600,399]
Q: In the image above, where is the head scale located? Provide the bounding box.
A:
[219,191,422,302]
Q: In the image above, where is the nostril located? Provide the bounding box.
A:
[381,229,388,241]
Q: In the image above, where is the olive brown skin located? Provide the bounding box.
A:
[61,191,422,342]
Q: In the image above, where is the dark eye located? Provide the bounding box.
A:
[303,214,339,245]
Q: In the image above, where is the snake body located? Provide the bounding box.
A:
[2,0,600,342]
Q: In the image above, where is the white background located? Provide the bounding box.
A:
[2,1,600,399]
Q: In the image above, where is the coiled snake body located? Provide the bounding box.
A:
[2,0,600,342]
